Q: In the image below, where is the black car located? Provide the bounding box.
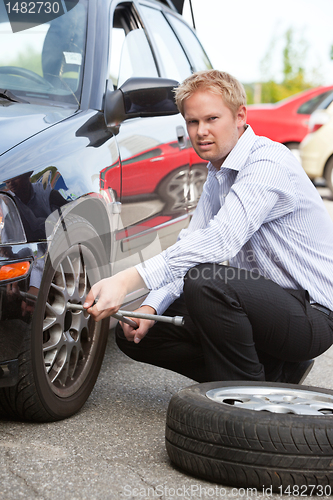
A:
[0,0,211,421]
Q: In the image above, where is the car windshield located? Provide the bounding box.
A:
[0,0,87,106]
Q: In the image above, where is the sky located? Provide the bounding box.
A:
[1,0,333,87]
[182,0,333,85]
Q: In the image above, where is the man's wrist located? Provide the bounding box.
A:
[139,305,156,316]
[118,267,146,296]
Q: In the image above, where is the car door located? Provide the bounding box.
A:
[108,1,193,274]
[164,10,212,209]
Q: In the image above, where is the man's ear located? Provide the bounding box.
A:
[236,105,247,128]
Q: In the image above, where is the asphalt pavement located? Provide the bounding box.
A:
[1,187,333,500]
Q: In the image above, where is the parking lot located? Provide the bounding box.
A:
[1,0,333,496]
[0,185,332,500]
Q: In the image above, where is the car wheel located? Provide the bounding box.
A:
[187,165,207,209]
[166,381,333,493]
[157,165,207,213]
[324,156,333,193]
[0,215,110,422]
[157,167,188,213]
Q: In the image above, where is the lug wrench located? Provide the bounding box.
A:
[66,302,184,327]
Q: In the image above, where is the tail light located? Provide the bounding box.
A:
[308,109,330,134]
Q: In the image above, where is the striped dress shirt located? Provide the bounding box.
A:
[137,125,333,314]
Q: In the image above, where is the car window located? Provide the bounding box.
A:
[297,91,333,115]
[165,13,212,72]
[316,91,333,110]
[109,4,158,89]
[0,0,87,105]
[121,147,163,165]
[139,5,192,82]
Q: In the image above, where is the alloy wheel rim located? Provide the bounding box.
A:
[165,169,187,211]
[188,167,207,205]
[42,244,101,397]
[206,386,333,416]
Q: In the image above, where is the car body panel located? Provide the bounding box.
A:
[0,102,74,156]
[246,86,333,145]
[0,0,211,386]
[300,102,333,179]
[0,241,40,372]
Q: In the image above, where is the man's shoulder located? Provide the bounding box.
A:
[250,134,286,153]
[248,135,289,164]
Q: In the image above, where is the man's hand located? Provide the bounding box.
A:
[84,267,145,322]
[120,305,156,344]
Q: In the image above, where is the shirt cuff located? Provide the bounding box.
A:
[135,253,174,290]
[141,290,175,315]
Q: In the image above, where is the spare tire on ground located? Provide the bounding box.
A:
[165,381,333,495]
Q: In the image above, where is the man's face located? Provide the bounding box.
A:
[184,90,247,170]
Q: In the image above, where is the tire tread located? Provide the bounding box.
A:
[165,382,333,491]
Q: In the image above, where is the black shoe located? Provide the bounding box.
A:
[281,359,314,384]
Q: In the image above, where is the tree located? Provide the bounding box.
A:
[257,28,321,103]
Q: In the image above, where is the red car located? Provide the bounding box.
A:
[246,86,333,150]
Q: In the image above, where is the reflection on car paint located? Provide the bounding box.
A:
[0,0,213,413]
[0,170,68,320]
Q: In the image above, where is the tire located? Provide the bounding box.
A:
[0,215,110,422]
[165,381,333,493]
[324,156,333,194]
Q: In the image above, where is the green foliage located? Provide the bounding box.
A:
[260,77,312,103]
[257,28,321,103]
[243,84,255,105]
[7,46,42,76]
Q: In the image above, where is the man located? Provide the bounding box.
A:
[85,70,333,384]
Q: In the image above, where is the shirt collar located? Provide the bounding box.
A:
[207,125,257,176]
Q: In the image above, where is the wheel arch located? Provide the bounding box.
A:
[49,195,113,264]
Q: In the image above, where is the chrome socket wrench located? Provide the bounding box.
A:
[67,302,184,327]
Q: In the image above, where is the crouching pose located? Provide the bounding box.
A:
[85,70,333,385]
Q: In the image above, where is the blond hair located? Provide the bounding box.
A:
[175,70,247,117]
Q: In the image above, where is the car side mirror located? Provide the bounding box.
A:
[104,77,179,134]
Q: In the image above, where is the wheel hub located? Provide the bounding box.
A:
[206,386,333,416]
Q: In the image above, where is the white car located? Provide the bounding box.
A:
[300,92,333,191]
